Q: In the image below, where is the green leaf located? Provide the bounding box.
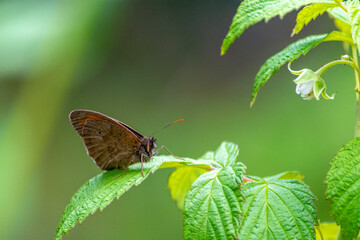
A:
[56,160,162,240]
[201,151,215,160]
[325,138,360,239]
[349,5,360,53]
[267,171,305,182]
[183,142,246,240]
[183,163,246,240]
[334,18,352,34]
[293,2,337,35]
[327,6,352,52]
[328,6,350,24]
[324,31,353,44]
[56,155,216,239]
[168,143,241,211]
[158,155,220,169]
[168,151,216,210]
[168,167,207,210]
[239,175,318,239]
[221,0,329,54]
[214,141,239,167]
[251,34,327,106]
[327,3,351,37]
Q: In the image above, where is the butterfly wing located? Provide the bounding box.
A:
[69,110,142,170]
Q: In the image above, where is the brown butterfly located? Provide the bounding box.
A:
[69,109,182,177]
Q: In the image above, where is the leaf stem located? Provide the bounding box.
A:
[316,225,324,240]
[336,226,342,240]
[352,46,360,99]
[352,44,360,137]
[316,59,360,77]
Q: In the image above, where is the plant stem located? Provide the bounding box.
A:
[316,59,360,77]
[336,226,341,240]
[352,46,360,100]
[352,45,360,137]
[315,55,360,138]
[316,225,324,240]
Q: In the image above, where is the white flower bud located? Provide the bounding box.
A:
[288,63,334,100]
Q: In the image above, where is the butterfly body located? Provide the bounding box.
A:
[69,110,156,172]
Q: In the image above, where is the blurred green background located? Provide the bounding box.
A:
[0,0,356,239]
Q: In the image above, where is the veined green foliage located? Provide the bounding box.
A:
[214,141,239,167]
[56,161,162,240]
[325,138,360,239]
[221,0,329,55]
[239,173,317,240]
[349,5,360,53]
[56,155,217,240]
[168,167,207,210]
[183,142,246,240]
[168,151,214,210]
[168,150,228,210]
[293,2,337,35]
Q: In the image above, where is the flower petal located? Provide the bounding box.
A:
[298,81,314,95]
[313,80,326,100]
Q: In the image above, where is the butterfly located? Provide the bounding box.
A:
[69,109,182,177]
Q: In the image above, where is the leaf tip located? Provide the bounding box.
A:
[220,38,230,56]
[250,96,257,108]
[55,232,63,240]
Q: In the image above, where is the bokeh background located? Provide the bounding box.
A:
[0,0,355,239]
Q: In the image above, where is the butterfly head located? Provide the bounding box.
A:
[142,137,156,158]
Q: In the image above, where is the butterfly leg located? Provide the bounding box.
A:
[140,153,145,177]
[112,161,134,180]
[154,145,184,160]
[114,154,147,179]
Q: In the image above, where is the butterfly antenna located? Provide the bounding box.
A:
[150,119,184,137]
